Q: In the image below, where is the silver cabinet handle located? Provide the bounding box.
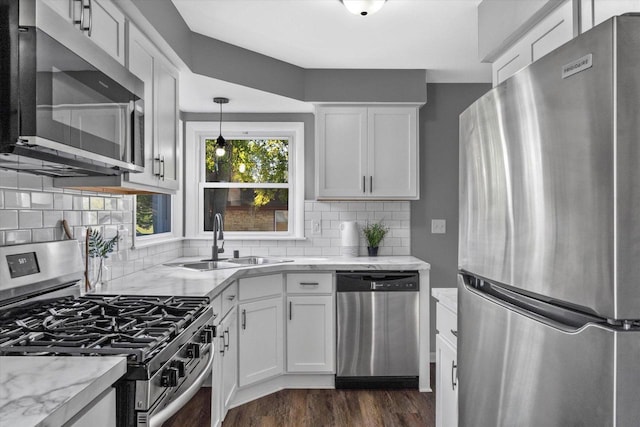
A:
[87,0,93,37]
[160,156,165,180]
[451,329,458,337]
[154,157,162,177]
[219,334,225,355]
[300,282,319,287]
[289,301,292,320]
[451,361,458,390]
[363,176,366,193]
[224,328,229,350]
[242,309,246,330]
[370,176,373,193]
[74,0,90,33]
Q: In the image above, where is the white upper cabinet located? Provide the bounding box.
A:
[492,0,575,85]
[316,105,419,200]
[127,23,179,192]
[42,0,125,64]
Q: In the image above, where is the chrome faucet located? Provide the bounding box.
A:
[212,213,225,261]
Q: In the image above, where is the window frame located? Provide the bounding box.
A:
[185,122,305,240]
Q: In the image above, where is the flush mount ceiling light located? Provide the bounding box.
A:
[340,0,386,16]
[213,97,229,157]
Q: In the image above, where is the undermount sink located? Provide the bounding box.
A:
[229,256,292,265]
[165,256,292,271]
[166,261,241,271]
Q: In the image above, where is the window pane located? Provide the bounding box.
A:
[136,194,171,236]
[205,139,289,183]
[204,188,289,232]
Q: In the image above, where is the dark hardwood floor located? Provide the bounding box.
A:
[164,364,436,427]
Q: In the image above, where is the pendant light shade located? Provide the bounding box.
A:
[213,97,229,157]
[340,0,386,16]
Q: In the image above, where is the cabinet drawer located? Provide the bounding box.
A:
[286,273,333,294]
[211,295,223,325]
[221,282,238,317]
[436,303,458,347]
[239,274,283,301]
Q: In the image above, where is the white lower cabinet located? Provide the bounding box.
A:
[67,388,116,427]
[238,297,284,387]
[220,306,238,417]
[435,335,458,427]
[286,295,334,373]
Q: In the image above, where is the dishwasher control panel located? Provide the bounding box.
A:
[336,271,419,292]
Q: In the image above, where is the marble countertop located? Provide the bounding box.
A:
[0,356,126,427]
[431,287,458,313]
[96,256,430,299]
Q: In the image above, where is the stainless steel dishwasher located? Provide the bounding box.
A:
[336,271,420,389]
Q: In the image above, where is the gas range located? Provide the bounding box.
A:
[0,241,215,427]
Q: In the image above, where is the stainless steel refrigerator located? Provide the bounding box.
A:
[458,15,640,427]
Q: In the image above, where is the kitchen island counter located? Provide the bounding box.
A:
[0,356,126,427]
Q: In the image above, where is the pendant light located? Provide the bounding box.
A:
[340,0,386,16]
[213,97,229,157]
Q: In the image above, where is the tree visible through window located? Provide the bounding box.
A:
[136,194,171,236]
[203,138,290,233]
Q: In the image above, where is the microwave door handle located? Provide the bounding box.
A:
[87,0,93,37]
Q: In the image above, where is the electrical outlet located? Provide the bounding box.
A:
[311,219,322,236]
[431,219,446,234]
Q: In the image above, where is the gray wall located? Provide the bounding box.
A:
[180,112,315,199]
[411,83,490,351]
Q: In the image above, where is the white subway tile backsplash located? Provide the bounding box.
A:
[73,196,89,210]
[32,228,54,242]
[43,211,63,227]
[17,173,43,191]
[339,211,356,220]
[0,170,18,189]
[5,230,31,245]
[90,197,105,210]
[19,210,43,228]
[5,191,31,208]
[54,194,73,210]
[64,211,82,226]
[0,210,19,230]
[104,198,117,211]
[98,211,111,224]
[82,211,98,226]
[31,192,54,209]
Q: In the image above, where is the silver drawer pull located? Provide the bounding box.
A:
[300,282,319,287]
[226,295,236,301]
[451,329,458,337]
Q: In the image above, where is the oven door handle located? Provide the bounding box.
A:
[148,349,215,427]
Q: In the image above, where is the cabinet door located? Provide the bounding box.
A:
[368,107,418,199]
[435,335,458,427]
[210,327,223,427]
[238,298,284,387]
[68,388,116,427]
[316,107,368,198]
[155,60,179,189]
[41,0,74,22]
[221,307,237,413]
[85,0,126,65]
[286,295,334,373]
[127,24,158,187]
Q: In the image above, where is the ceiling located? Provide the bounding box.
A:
[172,0,491,113]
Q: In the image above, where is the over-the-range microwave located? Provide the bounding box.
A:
[0,0,144,177]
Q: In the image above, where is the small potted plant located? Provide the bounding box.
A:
[362,221,389,256]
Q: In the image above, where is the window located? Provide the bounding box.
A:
[136,194,172,237]
[185,122,304,239]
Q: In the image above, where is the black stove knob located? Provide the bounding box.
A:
[200,327,213,344]
[186,343,201,359]
[170,360,186,377]
[161,367,179,387]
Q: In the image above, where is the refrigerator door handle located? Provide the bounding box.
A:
[460,274,604,333]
